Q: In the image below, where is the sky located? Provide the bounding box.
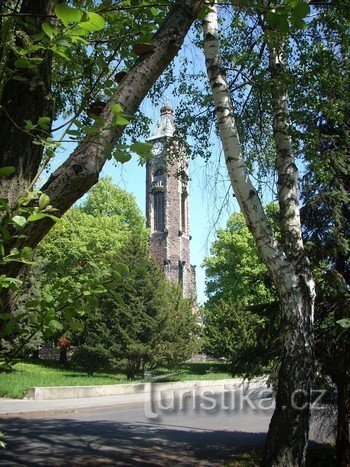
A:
[47,100,237,305]
[97,103,238,305]
[45,29,242,305]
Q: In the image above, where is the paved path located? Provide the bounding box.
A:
[0,388,331,466]
[0,393,147,416]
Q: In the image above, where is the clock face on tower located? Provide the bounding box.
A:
[152,141,164,156]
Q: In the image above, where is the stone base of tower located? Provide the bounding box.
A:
[149,232,196,299]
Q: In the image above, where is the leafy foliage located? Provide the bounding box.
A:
[204,210,276,307]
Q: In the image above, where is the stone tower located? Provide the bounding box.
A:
[146,104,196,298]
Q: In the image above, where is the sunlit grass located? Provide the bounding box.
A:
[0,360,233,399]
[0,360,129,399]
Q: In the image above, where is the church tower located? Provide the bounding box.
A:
[146,104,196,298]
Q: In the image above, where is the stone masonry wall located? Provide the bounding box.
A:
[146,138,196,299]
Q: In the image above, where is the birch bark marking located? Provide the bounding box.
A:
[269,44,303,259]
[203,4,315,466]
[202,3,291,291]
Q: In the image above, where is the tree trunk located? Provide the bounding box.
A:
[262,289,314,466]
[336,380,350,466]
[0,0,56,207]
[59,348,68,365]
[0,0,205,281]
[203,4,315,465]
[262,33,315,467]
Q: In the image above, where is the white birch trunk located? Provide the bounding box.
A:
[269,44,304,260]
[203,4,315,466]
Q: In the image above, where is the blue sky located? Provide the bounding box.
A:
[47,103,237,305]
[98,103,238,305]
[46,30,242,305]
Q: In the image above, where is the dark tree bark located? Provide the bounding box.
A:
[261,41,315,467]
[261,289,314,466]
[0,0,57,207]
[59,348,68,365]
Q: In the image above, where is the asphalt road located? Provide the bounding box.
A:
[0,390,331,466]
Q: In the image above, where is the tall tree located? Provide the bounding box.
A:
[81,236,198,379]
[203,3,315,465]
[0,0,205,280]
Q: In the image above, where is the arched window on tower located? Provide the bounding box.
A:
[181,191,187,233]
[154,191,165,231]
[154,168,164,178]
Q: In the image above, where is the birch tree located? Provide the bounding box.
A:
[203,4,315,465]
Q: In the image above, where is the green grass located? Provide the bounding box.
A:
[153,362,232,382]
[0,360,129,399]
[0,360,233,399]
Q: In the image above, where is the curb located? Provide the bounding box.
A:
[24,377,268,401]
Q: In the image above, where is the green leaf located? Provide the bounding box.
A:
[38,116,51,130]
[14,57,42,69]
[25,299,39,308]
[85,126,100,135]
[47,214,60,223]
[24,120,36,131]
[91,285,107,294]
[51,45,70,60]
[114,263,129,276]
[290,16,307,29]
[68,27,90,37]
[49,319,64,331]
[275,14,289,33]
[337,318,350,329]
[0,166,15,177]
[0,313,12,320]
[55,4,82,25]
[39,193,51,210]
[27,213,46,222]
[114,152,132,164]
[110,103,123,114]
[11,75,28,82]
[42,22,58,39]
[21,246,32,258]
[12,215,27,228]
[293,1,310,19]
[79,12,105,31]
[66,130,80,136]
[265,10,280,26]
[114,115,130,126]
[130,142,153,155]
[1,320,14,337]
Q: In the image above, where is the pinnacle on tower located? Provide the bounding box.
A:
[148,103,175,140]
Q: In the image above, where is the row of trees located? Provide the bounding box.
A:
[0,0,348,464]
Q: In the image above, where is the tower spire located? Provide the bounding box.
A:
[148,104,175,140]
